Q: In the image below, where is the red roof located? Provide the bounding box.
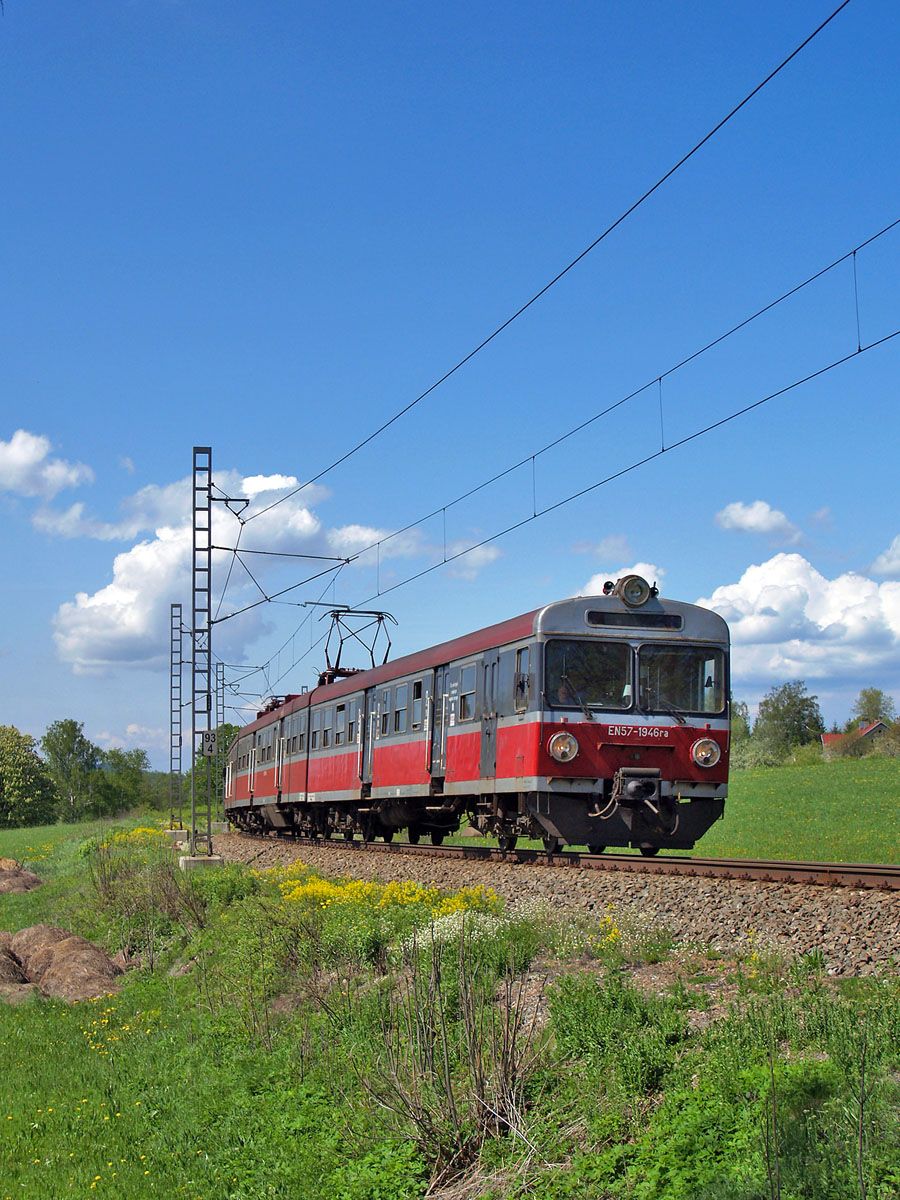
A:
[821,721,887,748]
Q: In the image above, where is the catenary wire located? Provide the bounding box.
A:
[242,0,854,528]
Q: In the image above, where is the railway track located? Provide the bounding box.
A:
[234,832,900,890]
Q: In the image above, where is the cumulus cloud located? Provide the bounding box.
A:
[872,534,900,578]
[446,541,502,581]
[697,553,900,684]
[582,562,666,597]
[715,500,802,545]
[0,429,93,499]
[96,723,168,751]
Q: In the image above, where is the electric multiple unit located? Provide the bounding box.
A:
[225,575,730,854]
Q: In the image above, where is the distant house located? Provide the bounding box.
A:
[821,721,889,756]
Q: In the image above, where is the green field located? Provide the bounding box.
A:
[1,820,898,1199]
[450,758,899,864]
[701,758,899,863]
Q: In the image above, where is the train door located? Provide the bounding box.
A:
[348,696,365,788]
[248,744,258,798]
[361,688,376,785]
[480,651,500,780]
[274,722,287,796]
[431,665,449,777]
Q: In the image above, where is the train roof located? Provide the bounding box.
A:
[238,591,729,736]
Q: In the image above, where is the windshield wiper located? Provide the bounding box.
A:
[651,692,687,725]
[560,674,594,722]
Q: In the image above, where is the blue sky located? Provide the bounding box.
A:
[1,0,898,763]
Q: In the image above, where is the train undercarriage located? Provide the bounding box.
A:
[227,779,725,856]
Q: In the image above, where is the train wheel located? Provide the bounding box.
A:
[431,832,445,846]
[343,830,355,842]
[639,847,660,857]
[587,844,606,855]
[407,828,420,844]
[382,830,394,843]
[497,834,518,853]
[543,836,561,854]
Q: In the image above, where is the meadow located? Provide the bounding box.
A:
[0,816,897,1199]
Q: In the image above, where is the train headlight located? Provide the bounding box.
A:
[617,574,653,607]
[548,731,579,763]
[691,738,721,768]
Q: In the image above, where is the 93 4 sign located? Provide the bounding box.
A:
[200,731,218,758]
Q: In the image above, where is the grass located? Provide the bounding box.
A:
[0,818,898,1198]
[447,757,899,864]
[704,757,899,863]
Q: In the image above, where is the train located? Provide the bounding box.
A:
[224,575,730,854]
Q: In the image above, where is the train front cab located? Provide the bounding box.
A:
[488,589,730,853]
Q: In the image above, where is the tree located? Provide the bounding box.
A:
[754,681,824,751]
[849,688,896,729]
[730,699,751,743]
[94,748,150,816]
[40,719,102,819]
[0,726,58,828]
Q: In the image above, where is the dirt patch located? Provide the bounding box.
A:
[2,924,122,1003]
[0,948,27,984]
[0,863,44,894]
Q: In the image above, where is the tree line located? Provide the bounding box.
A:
[731,683,898,768]
[0,719,238,829]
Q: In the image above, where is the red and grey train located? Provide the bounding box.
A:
[225,575,730,854]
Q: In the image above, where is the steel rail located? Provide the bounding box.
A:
[231,831,900,891]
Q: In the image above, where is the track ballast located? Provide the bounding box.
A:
[232,831,899,891]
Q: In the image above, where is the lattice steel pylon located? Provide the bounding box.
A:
[168,602,183,828]
[189,447,214,856]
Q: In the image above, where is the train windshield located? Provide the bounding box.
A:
[638,645,726,715]
[545,639,632,710]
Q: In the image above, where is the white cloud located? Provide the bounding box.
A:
[715,500,802,545]
[582,562,666,597]
[697,553,900,684]
[446,541,502,581]
[872,534,900,578]
[241,473,299,497]
[0,429,93,499]
[96,723,168,752]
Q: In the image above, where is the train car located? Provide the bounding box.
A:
[224,575,730,854]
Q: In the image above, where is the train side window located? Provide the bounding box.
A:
[298,713,307,752]
[411,681,423,730]
[348,703,357,744]
[394,684,408,733]
[335,704,346,746]
[380,689,391,736]
[514,646,531,712]
[322,707,332,749]
[459,664,477,720]
[311,710,320,750]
